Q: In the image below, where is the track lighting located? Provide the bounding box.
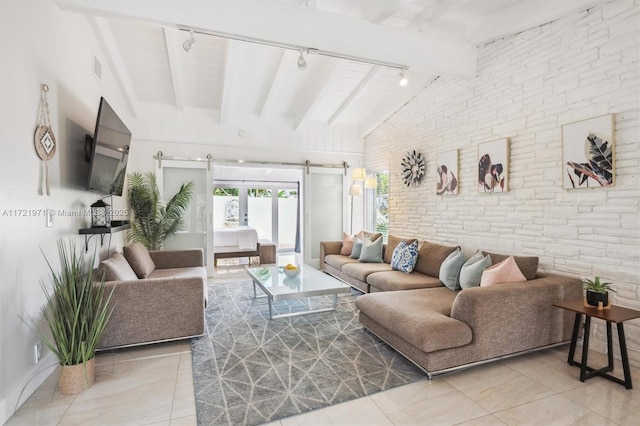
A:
[297,50,307,70]
[399,68,408,86]
[183,31,196,52]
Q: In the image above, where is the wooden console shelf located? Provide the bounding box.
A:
[79,221,131,252]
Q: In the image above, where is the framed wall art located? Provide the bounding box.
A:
[562,114,615,189]
[478,139,509,193]
[436,149,458,195]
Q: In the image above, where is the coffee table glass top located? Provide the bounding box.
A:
[246,264,350,301]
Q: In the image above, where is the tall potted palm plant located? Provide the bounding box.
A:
[127,172,194,250]
[29,240,114,395]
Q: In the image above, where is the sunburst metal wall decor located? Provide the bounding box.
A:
[401,150,426,186]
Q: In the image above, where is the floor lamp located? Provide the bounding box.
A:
[349,184,362,234]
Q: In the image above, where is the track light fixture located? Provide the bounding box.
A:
[183,31,196,52]
[297,50,307,70]
[399,68,408,86]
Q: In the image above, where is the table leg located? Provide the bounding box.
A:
[606,321,614,372]
[253,280,257,298]
[568,313,581,364]
[268,298,274,320]
[332,293,338,310]
[617,323,633,389]
[580,316,591,382]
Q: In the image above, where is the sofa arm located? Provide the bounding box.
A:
[98,276,205,350]
[450,274,582,358]
[149,249,204,269]
[321,241,342,257]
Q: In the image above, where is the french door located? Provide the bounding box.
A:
[213,181,299,253]
[157,159,213,276]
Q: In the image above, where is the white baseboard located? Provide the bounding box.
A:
[0,353,58,425]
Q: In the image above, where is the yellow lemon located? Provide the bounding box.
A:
[285,264,297,270]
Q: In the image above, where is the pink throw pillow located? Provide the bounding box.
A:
[480,256,527,287]
[340,232,354,256]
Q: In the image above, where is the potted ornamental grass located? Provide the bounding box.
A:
[583,276,616,308]
[29,240,115,395]
[127,172,194,250]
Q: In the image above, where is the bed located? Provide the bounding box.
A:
[213,226,265,265]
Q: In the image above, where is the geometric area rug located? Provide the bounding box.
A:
[191,278,425,426]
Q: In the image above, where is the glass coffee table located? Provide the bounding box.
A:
[246,264,351,319]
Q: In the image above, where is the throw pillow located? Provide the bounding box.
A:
[390,240,419,273]
[414,241,458,277]
[438,247,465,290]
[350,237,363,259]
[359,235,384,263]
[480,256,527,287]
[481,251,538,280]
[340,232,354,256]
[384,234,418,264]
[357,230,382,242]
[123,242,156,278]
[459,251,492,289]
[99,252,139,281]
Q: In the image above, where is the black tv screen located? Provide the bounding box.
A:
[86,97,132,196]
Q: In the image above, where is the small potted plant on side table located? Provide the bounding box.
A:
[583,276,616,310]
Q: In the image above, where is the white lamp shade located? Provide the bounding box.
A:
[352,167,366,180]
[364,177,377,188]
[349,184,363,196]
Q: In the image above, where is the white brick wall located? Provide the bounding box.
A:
[366,0,640,365]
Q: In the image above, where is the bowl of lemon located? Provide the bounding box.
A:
[283,263,301,278]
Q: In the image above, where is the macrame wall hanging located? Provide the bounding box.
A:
[35,83,56,195]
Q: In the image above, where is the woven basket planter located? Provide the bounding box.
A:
[58,358,95,395]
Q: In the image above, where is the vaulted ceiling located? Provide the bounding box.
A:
[56,0,603,137]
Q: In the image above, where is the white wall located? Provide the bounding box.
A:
[0,1,131,422]
[366,0,640,364]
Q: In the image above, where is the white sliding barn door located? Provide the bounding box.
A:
[303,167,347,268]
[157,159,213,277]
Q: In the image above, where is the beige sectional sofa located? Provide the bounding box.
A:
[96,244,207,350]
[320,237,583,378]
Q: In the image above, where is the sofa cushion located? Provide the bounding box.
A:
[439,247,466,290]
[124,242,156,278]
[480,256,527,287]
[460,252,492,289]
[359,235,384,263]
[384,234,417,264]
[481,251,538,280]
[367,270,442,292]
[340,232,354,256]
[148,266,208,307]
[324,254,359,270]
[341,262,392,282]
[100,252,139,281]
[414,242,458,278]
[355,288,472,353]
[390,240,419,273]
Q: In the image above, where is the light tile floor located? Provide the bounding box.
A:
[6,270,639,426]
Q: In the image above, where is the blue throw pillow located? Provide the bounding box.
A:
[391,240,419,273]
[459,251,492,289]
[439,247,465,290]
[359,235,383,263]
[350,237,363,259]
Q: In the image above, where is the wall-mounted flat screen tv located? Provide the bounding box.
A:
[86,97,131,196]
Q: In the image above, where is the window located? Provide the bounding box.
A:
[365,171,389,241]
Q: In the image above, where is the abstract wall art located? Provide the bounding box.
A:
[436,149,458,195]
[478,139,509,193]
[562,114,615,189]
